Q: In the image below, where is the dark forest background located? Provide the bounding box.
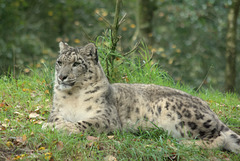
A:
[0,0,240,93]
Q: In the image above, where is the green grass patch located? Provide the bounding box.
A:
[0,44,240,160]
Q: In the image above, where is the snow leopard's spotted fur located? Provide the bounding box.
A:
[42,42,240,154]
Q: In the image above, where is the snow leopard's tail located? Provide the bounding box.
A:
[220,124,240,154]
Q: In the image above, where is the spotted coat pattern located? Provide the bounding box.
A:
[42,42,240,154]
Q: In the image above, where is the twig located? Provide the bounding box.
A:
[123,41,140,56]
[78,23,92,42]
[196,66,212,92]
[118,13,127,26]
[96,12,112,28]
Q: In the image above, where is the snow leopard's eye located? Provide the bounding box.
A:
[57,61,62,66]
[73,62,81,67]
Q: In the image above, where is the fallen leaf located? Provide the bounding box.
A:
[56,141,64,150]
[86,142,94,148]
[8,136,27,146]
[29,112,39,119]
[15,136,26,145]
[33,120,43,124]
[13,155,21,160]
[44,152,52,160]
[22,134,27,142]
[14,112,24,116]
[45,90,49,94]
[0,126,6,131]
[0,102,5,107]
[38,147,46,151]
[107,135,114,139]
[86,136,99,149]
[104,155,117,161]
[6,141,14,148]
[86,136,99,141]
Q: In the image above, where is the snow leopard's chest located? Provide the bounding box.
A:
[54,89,101,122]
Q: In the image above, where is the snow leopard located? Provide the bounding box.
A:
[42,42,240,154]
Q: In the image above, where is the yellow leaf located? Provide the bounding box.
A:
[176,49,181,53]
[168,58,174,65]
[130,24,136,28]
[20,154,27,158]
[122,27,127,31]
[48,11,53,16]
[44,152,52,160]
[171,44,176,49]
[13,155,21,160]
[158,48,165,52]
[160,53,167,58]
[74,39,81,44]
[151,48,157,53]
[22,88,29,92]
[24,68,30,73]
[45,90,49,94]
[38,147,46,151]
[22,134,27,142]
[6,141,13,148]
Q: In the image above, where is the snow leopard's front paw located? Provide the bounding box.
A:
[42,122,54,130]
[54,122,80,134]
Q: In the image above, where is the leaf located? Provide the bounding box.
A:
[8,135,27,146]
[0,124,6,131]
[86,136,99,141]
[22,134,27,142]
[15,136,26,145]
[29,112,39,119]
[0,102,5,107]
[86,136,99,148]
[6,141,13,148]
[104,155,117,161]
[14,112,24,116]
[33,120,43,125]
[38,147,46,151]
[44,152,52,160]
[13,155,21,160]
[56,141,64,150]
[44,90,49,94]
[107,135,114,139]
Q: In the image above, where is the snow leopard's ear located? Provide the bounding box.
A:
[83,43,98,64]
[59,42,70,53]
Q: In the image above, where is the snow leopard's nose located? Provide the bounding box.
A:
[59,74,67,81]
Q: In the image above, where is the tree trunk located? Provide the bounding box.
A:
[132,0,157,44]
[225,0,240,92]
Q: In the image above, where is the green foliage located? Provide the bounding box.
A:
[1,0,239,91]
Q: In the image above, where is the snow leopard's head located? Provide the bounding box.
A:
[55,42,99,91]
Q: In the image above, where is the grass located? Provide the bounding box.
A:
[0,43,240,160]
